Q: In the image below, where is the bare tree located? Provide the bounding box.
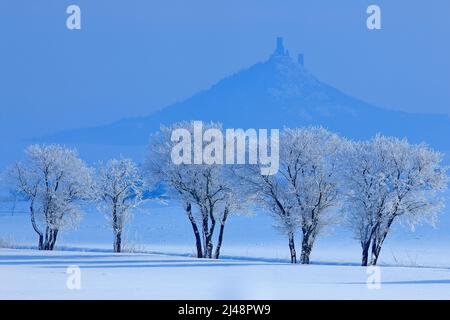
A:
[8,144,92,250]
[342,135,448,266]
[95,158,144,253]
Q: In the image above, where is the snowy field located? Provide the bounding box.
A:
[2,248,450,299]
[1,201,450,299]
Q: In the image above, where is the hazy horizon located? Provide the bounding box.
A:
[1,0,450,142]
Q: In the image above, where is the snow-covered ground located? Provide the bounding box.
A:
[2,248,450,299]
[1,201,450,299]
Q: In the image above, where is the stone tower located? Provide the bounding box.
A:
[298,53,304,66]
[273,37,287,57]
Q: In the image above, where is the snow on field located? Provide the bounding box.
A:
[1,248,450,299]
[2,200,450,267]
[2,201,450,299]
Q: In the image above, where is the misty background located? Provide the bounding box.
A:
[0,0,449,158]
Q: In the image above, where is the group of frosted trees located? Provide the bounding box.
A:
[3,123,448,266]
[5,146,143,252]
[149,123,447,266]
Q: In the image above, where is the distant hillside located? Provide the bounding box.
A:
[48,38,450,152]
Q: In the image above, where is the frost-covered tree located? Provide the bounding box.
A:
[235,164,298,263]
[212,168,251,259]
[237,127,343,264]
[342,135,448,266]
[280,127,343,264]
[8,144,92,250]
[95,158,144,253]
[146,122,247,259]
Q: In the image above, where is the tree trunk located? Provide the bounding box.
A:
[370,218,395,266]
[206,208,216,259]
[288,232,297,264]
[206,229,215,258]
[201,210,210,258]
[370,250,380,266]
[114,230,122,253]
[49,229,59,250]
[44,225,51,250]
[30,205,44,250]
[205,235,214,259]
[213,207,229,259]
[300,232,311,264]
[201,208,216,259]
[300,247,311,264]
[185,202,203,258]
[370,233,387,266]
[361,240,371,266]
[111,203,123,253]
[38,234,44,250]
[300,227,317,264]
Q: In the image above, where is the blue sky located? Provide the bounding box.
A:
[0,0,449,140]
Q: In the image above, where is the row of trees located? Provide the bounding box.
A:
[5,145,143,252]
[147,123,448,266]
[2,124,448,266]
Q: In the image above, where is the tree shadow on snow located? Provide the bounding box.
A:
[343,279,450,285]
[41,262,286,269]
